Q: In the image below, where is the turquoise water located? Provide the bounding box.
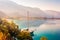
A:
[34,31,60,40]
[14,19,60,40]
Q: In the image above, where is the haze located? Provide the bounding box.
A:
[10,0,60,11]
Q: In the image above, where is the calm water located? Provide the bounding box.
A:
[14,19,46,29]
[14,19,60,40]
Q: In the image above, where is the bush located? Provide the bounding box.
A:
[0,18,33,40]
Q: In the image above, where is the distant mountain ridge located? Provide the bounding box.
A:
[44,10,60,18]
[0,0,60,18]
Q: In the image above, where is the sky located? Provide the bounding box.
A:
[10,0,60,11]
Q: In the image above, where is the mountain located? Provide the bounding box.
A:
[0,0,60,18]
[0,0,48,17]
[44,10,60,18]
[0,11,7,18]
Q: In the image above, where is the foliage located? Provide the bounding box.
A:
[40,36,48,40]
[0,18,33,40]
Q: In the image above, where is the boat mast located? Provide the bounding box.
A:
[27,11,29,28]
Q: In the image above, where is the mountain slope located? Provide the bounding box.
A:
[44,10,60,18]
[0,0,48,17]
[0,0,60,18]
[0,11,7,18]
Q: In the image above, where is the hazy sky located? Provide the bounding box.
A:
[10,0,60,11]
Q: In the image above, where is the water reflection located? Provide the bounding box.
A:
[14,19,60,40]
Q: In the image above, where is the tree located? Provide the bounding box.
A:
[0,18,33,40]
